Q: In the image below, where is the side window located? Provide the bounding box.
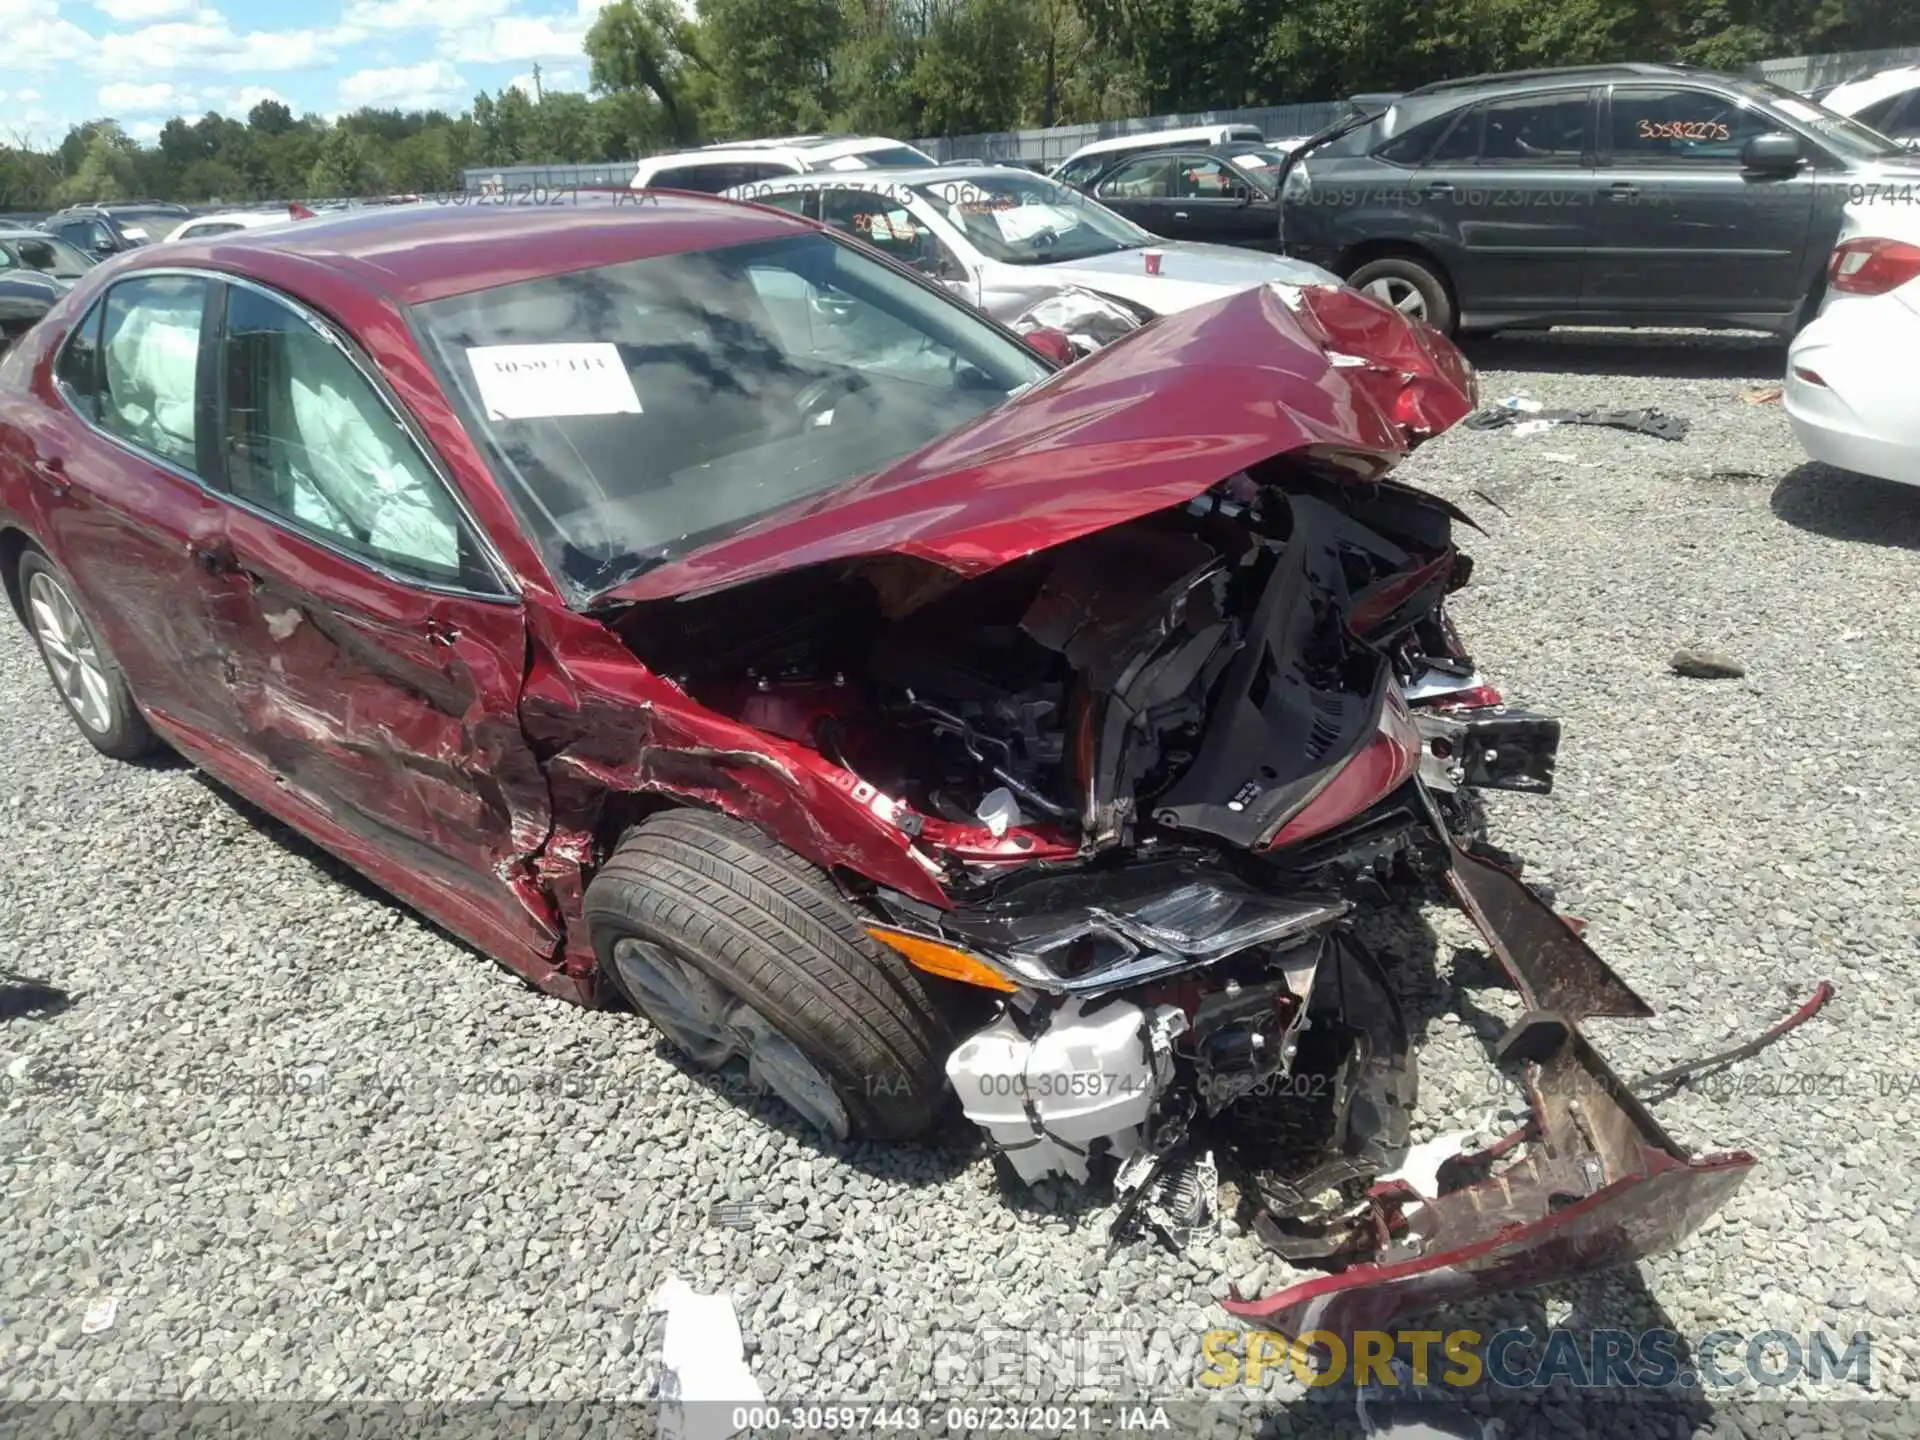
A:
[1476,93,1589,165]
[1172,157,1244,198]
[756,190,812,217]
[1611,87,1772,164]
[54,299,106,417]
[1376,112,1460,165]
[220,285,484,589]
[1096,155,1174,199]
[1854,94,1903,132]
[99,275,208,469]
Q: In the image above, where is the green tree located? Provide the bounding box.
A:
[585,0,715,144]
[308,126,374,196]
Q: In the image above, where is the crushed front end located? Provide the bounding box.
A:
[599,285,1748,1336]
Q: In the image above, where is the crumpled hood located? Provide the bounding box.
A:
[601,282,1475,605]
[1033,242,1341,314]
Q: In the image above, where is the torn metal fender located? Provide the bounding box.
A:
[518,605,956,987]
[1225,824,1753,1342]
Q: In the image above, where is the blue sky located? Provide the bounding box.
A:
[3,0,604,147]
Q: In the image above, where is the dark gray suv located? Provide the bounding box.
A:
[1279,62,1920,336]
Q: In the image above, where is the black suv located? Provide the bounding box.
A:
[1278,63,1920,336]
[41,203,190,258]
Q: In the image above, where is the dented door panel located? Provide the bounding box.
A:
[200,507,561,976]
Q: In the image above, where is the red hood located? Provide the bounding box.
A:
[602,283,1476,604]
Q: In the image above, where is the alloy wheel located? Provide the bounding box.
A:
[27,571,113,735]
[612,937,852,1141]
[1362,275,1428,318]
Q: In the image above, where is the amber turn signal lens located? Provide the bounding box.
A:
[865,926,1019,993]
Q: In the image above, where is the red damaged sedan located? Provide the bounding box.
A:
[0,198,1748,1340]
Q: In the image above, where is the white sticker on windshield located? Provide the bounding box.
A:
[1776,98,1824,123]
[465,343,642,421]
[992,204,1081,243]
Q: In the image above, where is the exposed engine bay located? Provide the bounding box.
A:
[616,460,1755,1337]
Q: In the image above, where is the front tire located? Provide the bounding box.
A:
[585,810,953,1141]
[17,548,159,761]
[1349,255,1455,335]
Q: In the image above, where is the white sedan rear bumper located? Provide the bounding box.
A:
[1785,291,1920,488]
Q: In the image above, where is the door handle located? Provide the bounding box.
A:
[1608,182,1638,200]
[34,454,69,491]
[1425,181,1455,194]
[424,616,461,648]
[192,540,237,575]
[1172,210,1190,220]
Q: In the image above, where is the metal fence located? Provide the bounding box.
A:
[461,45,1918,193]
[1748,43,1920,94]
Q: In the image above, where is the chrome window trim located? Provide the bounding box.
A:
[50,265,521,606]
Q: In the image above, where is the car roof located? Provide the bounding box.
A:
[1823,64,1920,112]
[0,229,58,241]
[1063,124,1265,161]
[644,135,926,168]
[1404,61,1713,96]
[733,164,992,191]
[122,194,813,306]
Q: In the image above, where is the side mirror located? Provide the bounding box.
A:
[1743,132,1802,176]
[1021,327,1077,366]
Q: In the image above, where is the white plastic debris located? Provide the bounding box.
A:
[1495,394,1542,412]
[1510,419,1558,437]
[648,1278,763,1440]
[1377,1131,1478,1200]
[81,1296,119,1335]
[975,786,1023,838]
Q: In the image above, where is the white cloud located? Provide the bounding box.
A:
[93,0,202,20]
[126,118,168,143]
[228,84,289,112]
[340,0,509,31]
[505,65,582,97]
[338,59,469,111]
[93,21,336,76]
[98,81,199,114]
[13,17,94,71]
[447,10,593,64]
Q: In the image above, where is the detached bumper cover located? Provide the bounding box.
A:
[1224,829,1754,1341]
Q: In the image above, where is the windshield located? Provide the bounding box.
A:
[411,231,1050,604]
[909,173,1151,265]
[1732,77,1908,161]
[825,145,936,170]
[0,235,93,278]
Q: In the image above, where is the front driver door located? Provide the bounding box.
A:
[200,279,560,974]
[1093,155,1182,237]
[1587,84,1816,318]
[1166,154,1277,248]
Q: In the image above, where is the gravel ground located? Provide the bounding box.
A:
[3,329,1918,1438]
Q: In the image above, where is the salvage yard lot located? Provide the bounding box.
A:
[3,331,1918,1428]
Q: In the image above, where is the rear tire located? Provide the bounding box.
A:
[585,810,954,1141]
[17,548,159,762]
[1349,256,1455,335]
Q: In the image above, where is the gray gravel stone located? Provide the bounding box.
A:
[0,329,1913,1432]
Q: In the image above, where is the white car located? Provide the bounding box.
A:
[631,135,936,193]
[1816,64,1920,148]
[1050,124,1269,189]
[724,164,1341,352]
[1785,200,1920,487]
[164,210,299,243]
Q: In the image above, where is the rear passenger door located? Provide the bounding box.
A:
[1587,85,1816,318]
[197,279,560,972]
[1413,87,1601,318]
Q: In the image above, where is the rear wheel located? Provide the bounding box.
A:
[1349,255,1455,335]
[585,810,953,1141]
[18,548,158,761]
